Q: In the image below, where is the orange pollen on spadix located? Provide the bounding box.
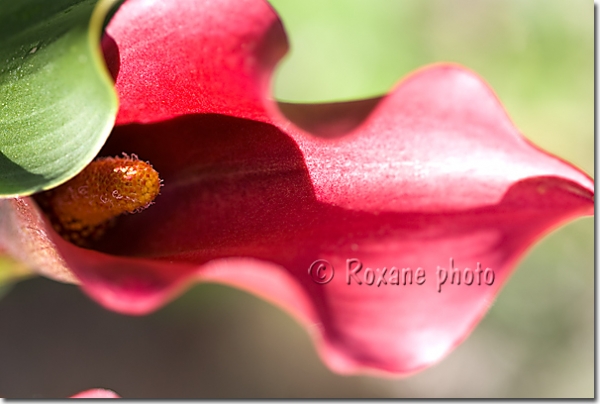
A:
[35,155,161,247]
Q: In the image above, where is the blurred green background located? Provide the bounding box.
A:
[0,0,593,398]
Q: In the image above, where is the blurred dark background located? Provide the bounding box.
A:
[0,0,593,398]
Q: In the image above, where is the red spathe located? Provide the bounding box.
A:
[0,0,593,376]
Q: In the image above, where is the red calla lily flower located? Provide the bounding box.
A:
[0,0,593,376]
[70,388,120,398]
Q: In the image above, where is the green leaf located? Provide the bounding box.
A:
[0,253,33,300]
[0,0,119,197]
